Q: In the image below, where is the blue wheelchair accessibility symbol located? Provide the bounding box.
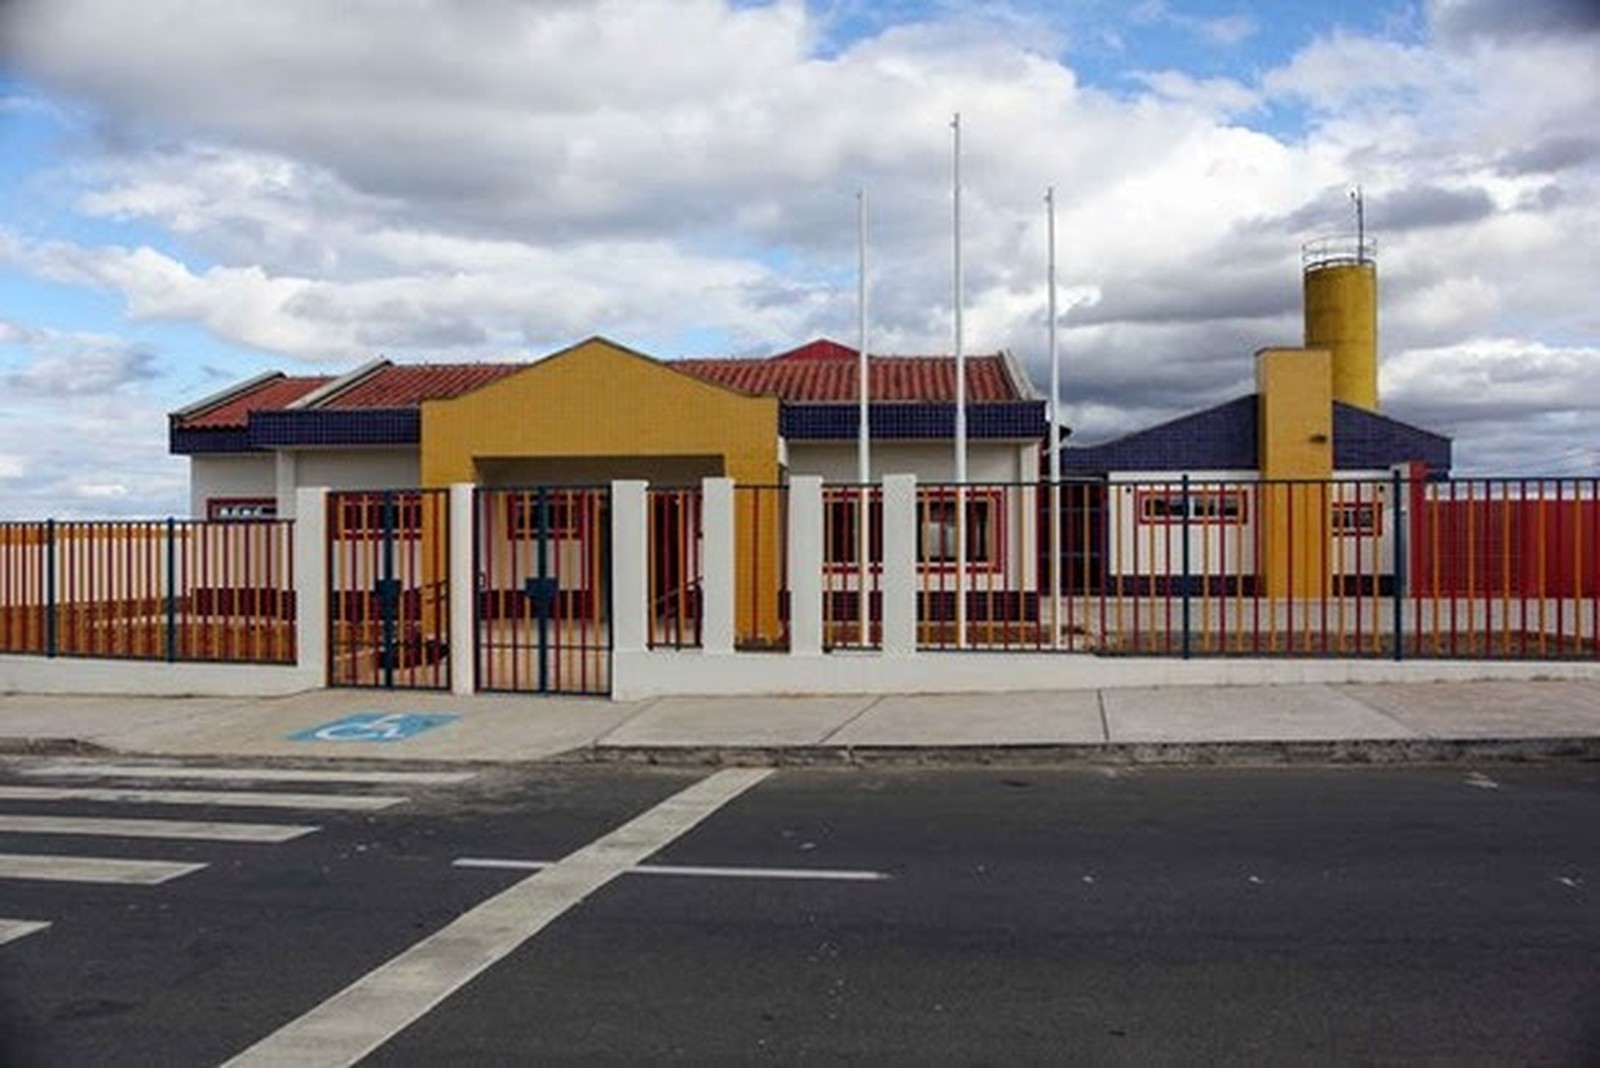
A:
[289,712,459,743]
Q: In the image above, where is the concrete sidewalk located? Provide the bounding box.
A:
[2,680,1600,765]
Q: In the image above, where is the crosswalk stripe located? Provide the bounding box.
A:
[22,764,475,786]
[0,918,51,946]
[0,852,206,885]
[0,786,405,812]
[0,815,318,843]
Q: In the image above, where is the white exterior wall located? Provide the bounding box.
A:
[191,449,419,520]
[294,449,419,492]
[787,441,1030,484]
[791,441,1038,590]
[190,455,276,518]
[1105,469,1398,583]
[1106,470,1257,582]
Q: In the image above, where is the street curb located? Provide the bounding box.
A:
[565,736,1600,768]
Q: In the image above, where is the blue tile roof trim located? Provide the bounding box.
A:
[169,424,253,455]
[1059,394,1452,475]
[782,401,1047,440]
[1332,402,1452,473]
[248,408,420,448]
[1060,395,1259,473]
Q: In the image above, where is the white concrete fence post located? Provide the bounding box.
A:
[881,474,918,656]
[787,476,824,657]
[449,483,476,696]
[611,480,649,656]
[293,486,330,686]
[701,477,736,654]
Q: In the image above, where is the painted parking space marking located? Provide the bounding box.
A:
[0,785,406,812]
[223,768,773,1068]
[0,814,319,843]
[452,857,892,882]
[22,763,476,786]
[0,852,207,885]
[0,919,51,946]
[288,713,459,743]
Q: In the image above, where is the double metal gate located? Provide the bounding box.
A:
[475,487,611,695]
[327,490,451,689]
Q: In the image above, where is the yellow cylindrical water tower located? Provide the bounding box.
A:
[1302,237,1379,411]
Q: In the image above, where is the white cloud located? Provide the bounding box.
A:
[0,0,1594,496]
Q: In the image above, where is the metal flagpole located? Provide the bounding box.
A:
[857,190,871,645]
[1047,186,1062,649]
[952,112,967,648]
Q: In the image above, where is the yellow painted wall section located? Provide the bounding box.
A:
[1303,261,1378,411]
[420,337,786,642]
[1257,348,1333,599]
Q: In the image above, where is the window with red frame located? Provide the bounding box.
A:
[918,492,998,564]
[207,497,277,522]
[335,495,424,539]
[1135,488,1247,525]
[1330,500,1382,535]
[507,492,594,540]
[824,493,883,566]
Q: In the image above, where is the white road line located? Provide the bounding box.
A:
[0,919,51,946]
[0,814,318,843]
[1466,772,1500,790]
[0,852,207,885]
[223,768,772,1068]
[452,857,891,882]
[0,786,405,812]
[22,764,475,786]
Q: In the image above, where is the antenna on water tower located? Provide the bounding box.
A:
[1350,185,1366,264]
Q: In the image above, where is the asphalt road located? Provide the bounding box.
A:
[0,758,1595,1065]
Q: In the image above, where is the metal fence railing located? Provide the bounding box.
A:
[647,487,702,649]
[327,489,449,689]
[916,475,1598,659]
[0,518,296,664]
[822,484,882,650]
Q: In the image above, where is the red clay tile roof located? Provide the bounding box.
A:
[321,363,524,409]
[675,346,1019,403]
[180,375,334,429]
[173,340,1024,428]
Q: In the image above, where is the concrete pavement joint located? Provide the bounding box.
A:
[1333,685,1418,736]
[589,695,665,748]
[817,694,888,746]
[1096,690,1110,743]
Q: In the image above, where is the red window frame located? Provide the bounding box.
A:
[506,491,588,540]
[334,496,424,540]
[1331,500,1382,536]
[824,490,884,569]
[207,497,277,522]
[1135,488,1248,525]
[917,488,1004,571]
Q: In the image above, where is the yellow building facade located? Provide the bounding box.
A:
[419,337,787,643]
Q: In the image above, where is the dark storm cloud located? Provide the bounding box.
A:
[1268,184,1495,237]
[1496,135,1600,176]
[1435,0,1600,44]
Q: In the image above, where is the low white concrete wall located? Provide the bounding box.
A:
[0,655,319,697]
[612,647,1600,700]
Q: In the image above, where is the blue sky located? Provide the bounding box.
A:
[0,0,1597,516]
